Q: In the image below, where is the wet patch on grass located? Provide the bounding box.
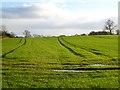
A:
[91,51,102,55]
[53,67,120,73]
[86,64,118,67]
[53,70,94,72]
[90,49,102,55]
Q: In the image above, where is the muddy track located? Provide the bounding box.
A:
[72,67,120,70]
[60,37,111,58]
[58,37,85,57]
[1,38,26,58]
[17,38,22,44]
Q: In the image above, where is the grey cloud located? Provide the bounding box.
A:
[2,6,45,19]
[57,17,118,30]
[31,20,108,30]
[13,17,117,30]
[3,17,117,36]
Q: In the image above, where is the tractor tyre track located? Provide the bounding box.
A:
[58,37,85,58]
[1,38,27,58]
[60,37,111,58]
[17,38,22,44]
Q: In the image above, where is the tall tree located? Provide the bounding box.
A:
[104,19,117,35]
[0,25,8,37]
[23,30,31,38]
[0,25,16,38]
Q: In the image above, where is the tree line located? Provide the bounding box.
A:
[0,25,16,38]
[0,19,119,38]
[88,19,119,35]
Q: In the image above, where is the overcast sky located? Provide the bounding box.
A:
[1,0,119,36]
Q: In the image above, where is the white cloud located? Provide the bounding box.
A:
[76,0,119,3]
[1,0,118,36]
[2,0,118,23]
[48,0,65,3]
[28,0,118,24]
[22,4,32,7]
[36,3,74,23]
[2,0,66,3]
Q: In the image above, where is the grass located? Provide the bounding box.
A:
[62,35,118,65]
[62,35,118,58]
[2,35,119,88]
[2,38,23,54]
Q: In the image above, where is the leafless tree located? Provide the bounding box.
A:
[23,30,31,38]
[0,25,8,37]
[104,19,117,35]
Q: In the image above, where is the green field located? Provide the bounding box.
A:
[1,35,119,88]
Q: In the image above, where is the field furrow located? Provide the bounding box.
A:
[58,37,85,57]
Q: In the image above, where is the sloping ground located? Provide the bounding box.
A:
[2,36,119,88]
[2,38,23,54]
[1,38,26,58]
[62,35,118,65]
[62,35,118,58]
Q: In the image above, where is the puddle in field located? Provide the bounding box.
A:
[53,64,118,72]
[63,65,80,66]
[63,64,117,67]
[87,64,106,66]
[53,70,94,72]
[86,64,117,67]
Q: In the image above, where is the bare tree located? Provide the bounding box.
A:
[0,25,8,37]
[104,19,117,35]
[23,30,31,38]
[0,25,16,38]
[0,25,7,31]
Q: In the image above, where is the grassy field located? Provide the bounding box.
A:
[1,35,119,88]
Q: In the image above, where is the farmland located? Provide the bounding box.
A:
[1,35,119,88]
